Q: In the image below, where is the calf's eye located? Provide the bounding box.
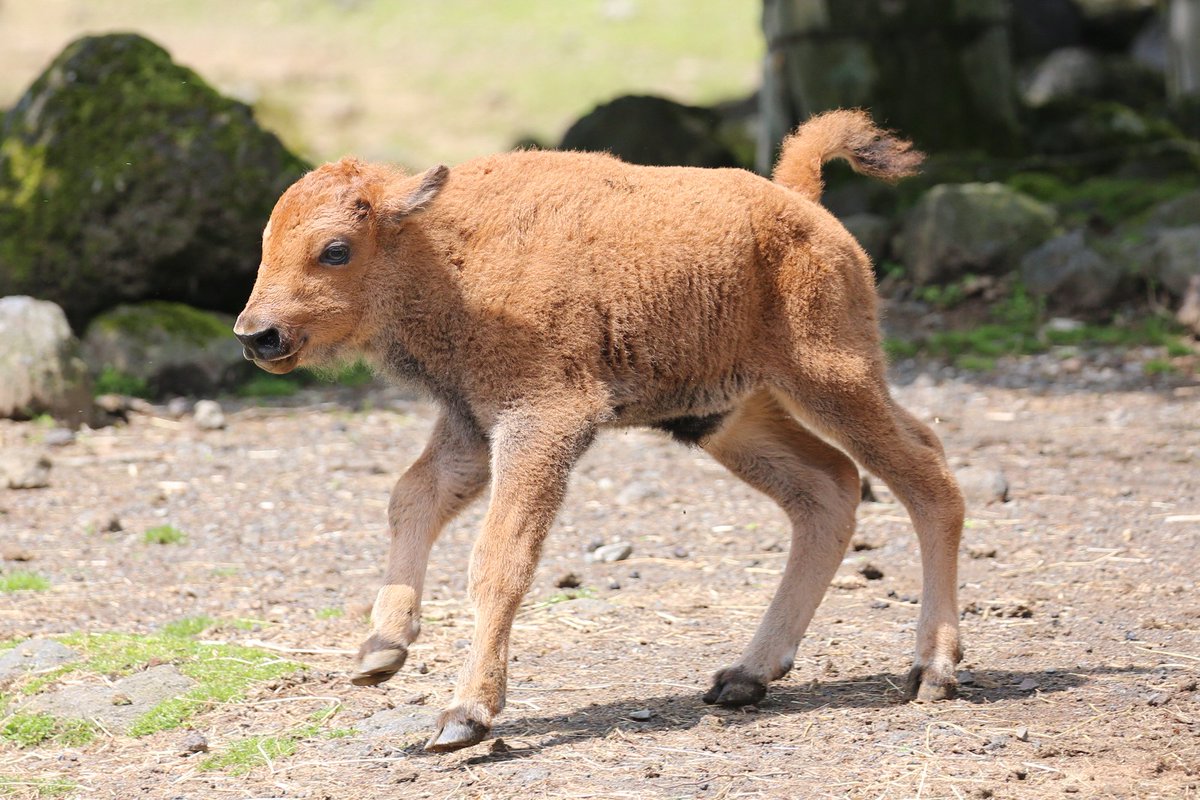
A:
[320,242,351,266]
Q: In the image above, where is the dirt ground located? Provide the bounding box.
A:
[1,354,1198,799]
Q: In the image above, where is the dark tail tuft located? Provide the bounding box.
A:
[771,109,924,202]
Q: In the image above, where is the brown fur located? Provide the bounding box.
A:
[235,110,962,752]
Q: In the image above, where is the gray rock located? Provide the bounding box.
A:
[357,707,438,738]
[1020,230,1121,310]
[615,480,659,506]
[560,95,739,169]
[1150,226,1200,297]
[1,451,52,489]
[0,34,308,327]
[0,297,92,425]
[0,639,79,680]
[628,708,655,721]
[181,729,209,754]
[24,664,195,733]
[42,428,75,447]
[1142,190,1200,231]
[900,184,1057,285]
[955,465,1010,506]
[1022,47,1106,107]
[192,400,226,431]
[82,303,249,397]
[841,213,892,264]
[591,542,633,563]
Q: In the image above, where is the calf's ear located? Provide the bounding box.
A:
[386,165,449,219]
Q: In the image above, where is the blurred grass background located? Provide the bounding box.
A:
[0,0,763,167]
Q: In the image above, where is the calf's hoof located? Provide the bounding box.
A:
[904,663,958,702]
[349,634,407,686]
[425,706,491,753]
[702,666,767,707]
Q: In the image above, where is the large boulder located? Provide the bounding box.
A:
[82,302,249,397]
[560,95,739,168]
[0,34,308,329]
[899,183,1058,285]
[1019,230,1121,310]
[1149,226,1200,297]
[0,296,92,424]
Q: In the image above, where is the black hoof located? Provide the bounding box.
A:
[904,664,958,702]
[425,710,491,753]
[702,667,767,707]
[349,634,407,687]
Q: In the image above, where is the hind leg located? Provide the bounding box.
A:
[699,390,861,706]
[775,362,965,701]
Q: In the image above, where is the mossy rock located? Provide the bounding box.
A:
[0,34,309,329]
[82,301,252,397]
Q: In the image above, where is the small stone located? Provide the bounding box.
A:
[1015,726,1030,742]
[192,400,225,430]
[672,546,689,559]
[858,563,884,581]
[831,574,867,590]
[111,692,133,706]
[606,578,621,590]
[851,535,880,551]
[42,428,75,447]
[1017,677,1040,692]
[416,662,429,674]
[870,600,890,609]
[181,730,209,754]
[956,670,976,686]
[955,465,1009,505]
[1,451,52,490]
[591,542,633,563]
[1147,691,1170,707]
[1010,767,1028,781]
[616,480,659,505]
[166,397,193,418]
[628,708,654,721]
[967,545,998,559]
[554,572,581,589]
[105,514,123,533]
[402,692,427,705]
[628,570,640,579]
[1,546,33,561]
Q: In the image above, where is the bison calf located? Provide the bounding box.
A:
[235,110,964,752]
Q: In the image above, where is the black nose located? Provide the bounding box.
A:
[236,327,284,361]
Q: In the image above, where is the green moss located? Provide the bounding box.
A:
[237,375,301,398]
[1143,359,1176,376]
[199,734,300,775]
[0,572,49,592]
[92,302,230,347]
[1005,172,1199,228]
[0,775,76,798]
[314,607,343,620]
[6,631,302,738]
[162,616,216,638]
[0,713,96,748]
[93,366,151,398]
[143,525,186,545]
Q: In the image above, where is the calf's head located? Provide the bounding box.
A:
[234,158,448,373]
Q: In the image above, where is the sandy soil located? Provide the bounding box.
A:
[1,360,1198,799]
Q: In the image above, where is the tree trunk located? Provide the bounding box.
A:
[758,0,1020,172]
[1168,0,1200,102]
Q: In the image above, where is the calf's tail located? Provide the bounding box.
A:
[771,109,924,202]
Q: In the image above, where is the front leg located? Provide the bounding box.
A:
[426,405,599,752]
[351,408,489,686]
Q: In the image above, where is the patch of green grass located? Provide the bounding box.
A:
[162,616,216,638]
[1143,359,1177,375]
[915,280,968,310]
[5,631,299,740]
[0,713,96,748]
[237,375,301,398]
[93,366,151,398]
[0,775,76,797]
[954,354,998,372]
[542,586,597,606]
[143,525,186,545]
[0,572,49,592]
[314,606,343,620]
[199,723,328,776]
